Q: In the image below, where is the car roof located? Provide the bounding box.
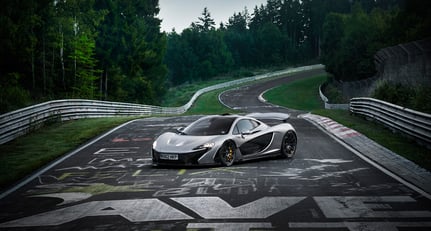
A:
[202,114,254,121]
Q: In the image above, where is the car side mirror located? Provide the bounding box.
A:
[176,127,185,134]
[241,130,252,138]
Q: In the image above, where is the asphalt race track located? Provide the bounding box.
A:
[1,68,430,230]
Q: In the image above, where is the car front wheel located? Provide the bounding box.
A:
[218,141,236,166]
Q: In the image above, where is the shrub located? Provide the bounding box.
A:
[413,86,431,114]
[372,81,431,114]
[323,83,348,104]
[322,77,349,104]
[0,73,31,114]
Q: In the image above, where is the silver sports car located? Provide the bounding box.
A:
[151,113,297,166]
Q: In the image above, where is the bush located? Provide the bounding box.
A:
[372,81,411,106]
[322,77,349,104]
[413,86,431,114]
[0,73,31,114]
[233,70,254,78]
[323,83,348,104]
[372,81,431,114]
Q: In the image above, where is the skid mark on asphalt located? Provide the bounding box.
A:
[189,167,255,176]
[56,148,152,171]
[21,157,400,200]
[1,116,430,230]
[263,166,369,180]
[304,158,354,164]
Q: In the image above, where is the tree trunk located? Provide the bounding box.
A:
[31,50,35,89]
[42,32,46,93]
[60,28,65,90]
[105,71,108,100]
[99,70,103,100]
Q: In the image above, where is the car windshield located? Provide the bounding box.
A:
[182,117,235,136]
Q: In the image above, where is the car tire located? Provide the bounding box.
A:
[281,130,297,158]
[218,141,236,166]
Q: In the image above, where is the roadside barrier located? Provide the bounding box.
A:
[318,84,349,110]
[0,64,324,144]
[350,97,431,147]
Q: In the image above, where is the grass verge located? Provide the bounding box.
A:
[186,88,239,115]
[162,70,257,107]
[0,117,137,190]
[162,66,290,107]
[263,74,327,111]
[264,74,431,171]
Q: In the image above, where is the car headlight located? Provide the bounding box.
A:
[194,142,215,150]
[152,140,157,149]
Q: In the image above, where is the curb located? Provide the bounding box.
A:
[300,113,431,199]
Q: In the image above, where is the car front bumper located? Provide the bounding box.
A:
[152,149,214,166]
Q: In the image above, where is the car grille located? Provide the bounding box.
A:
[152,149,208,165]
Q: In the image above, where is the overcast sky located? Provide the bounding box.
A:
[158,0,268,32]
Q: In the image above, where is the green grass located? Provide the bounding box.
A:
[0,117,137,189]
[163,82,221,107]
[263,74,431,171]
[162,66,287,107]
[162,70,257,107]
[186,88,239,115]
[263,74,327,111]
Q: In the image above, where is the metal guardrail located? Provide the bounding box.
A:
[350,97,431,146]
[0,64,324,145]
[0,99,174,145]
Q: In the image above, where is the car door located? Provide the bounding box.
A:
[233,119,273,156]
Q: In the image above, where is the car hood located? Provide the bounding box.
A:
[154,132,219,153]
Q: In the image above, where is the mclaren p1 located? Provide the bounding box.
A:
[151,113,297,166]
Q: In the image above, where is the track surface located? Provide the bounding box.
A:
[1,68,430,230]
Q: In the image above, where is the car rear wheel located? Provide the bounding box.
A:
[218,141,236,166]
[281,130,297,158]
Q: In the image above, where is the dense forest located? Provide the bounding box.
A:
[0,0,167,113]
[1,0,430,113]
[166,0,430,84]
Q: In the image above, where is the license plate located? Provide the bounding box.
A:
[160,153,178,160]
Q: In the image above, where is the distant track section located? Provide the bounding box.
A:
[0,64,324,144]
